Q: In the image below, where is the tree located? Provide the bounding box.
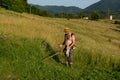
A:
[78,13,85,18]
[90,11,100,20]
[27,5,51,17]
[67,13,74,19]
[0,0,51,17]
[0,0,27,12]
[0,0,2,6]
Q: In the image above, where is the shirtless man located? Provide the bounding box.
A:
[59,28,75,66]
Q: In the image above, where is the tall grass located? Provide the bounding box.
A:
[0,35,120,80]
[0,8,120,80]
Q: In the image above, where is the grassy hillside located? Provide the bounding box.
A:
[0,7,120,80]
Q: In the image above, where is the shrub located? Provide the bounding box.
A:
[0,0,27,13]
[90,11,100,20]
[114,20,120,24]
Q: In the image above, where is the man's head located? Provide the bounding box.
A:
[64,28,70,34]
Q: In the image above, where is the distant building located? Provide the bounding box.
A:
[83,17,89,20]
[110,15,113,20]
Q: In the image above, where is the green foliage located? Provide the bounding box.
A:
[0,0,51,16]
[90,11,100,20]
[114,20,120,24]
[27,5,51,17]
[78,13,86,18]
[54,13,76,19]
[0,0,27,13]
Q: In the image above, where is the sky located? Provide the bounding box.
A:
[28,0,100,9]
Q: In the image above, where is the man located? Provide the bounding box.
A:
[59,28,75,66]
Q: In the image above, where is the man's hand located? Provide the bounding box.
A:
[58,44,63,48]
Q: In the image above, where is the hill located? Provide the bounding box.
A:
[32,0,120,14]
[85,0,120,11]
[0,8,120,80]
[33,5,83,14]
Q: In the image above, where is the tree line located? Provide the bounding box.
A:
[0,0,119,20]
[54,10,120,20]
[0,0,50,17]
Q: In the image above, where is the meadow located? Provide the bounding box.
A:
[0,7,120,80]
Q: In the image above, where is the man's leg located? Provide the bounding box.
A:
[63,49,69,66]
[69,48,74,65]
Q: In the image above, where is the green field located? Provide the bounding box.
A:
[0,8,120,80]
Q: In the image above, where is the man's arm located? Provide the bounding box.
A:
[62,39,65,45]
[70,34,75,48]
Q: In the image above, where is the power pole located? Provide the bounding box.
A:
[30,5,32,14]
[107,8,109,19]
